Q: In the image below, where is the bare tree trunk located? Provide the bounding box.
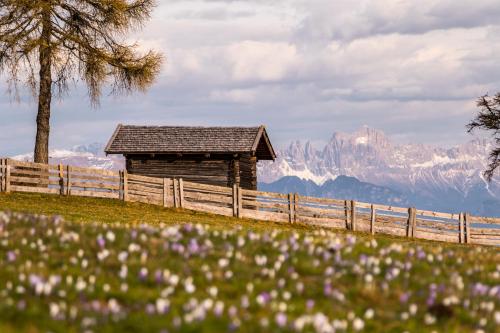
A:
[34,10,52,164]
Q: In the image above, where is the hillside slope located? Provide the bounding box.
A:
[0,193,498,332]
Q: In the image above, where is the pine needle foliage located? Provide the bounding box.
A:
[0,0,163,163]
[467,93,500,181]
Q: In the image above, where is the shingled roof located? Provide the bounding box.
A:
[105,125,276,160]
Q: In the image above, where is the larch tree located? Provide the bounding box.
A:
[0,0,163,163]
[467,93,500,181]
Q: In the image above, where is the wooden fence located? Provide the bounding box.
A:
[1,158,499,246]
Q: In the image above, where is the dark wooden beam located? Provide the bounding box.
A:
[126,153,240,161]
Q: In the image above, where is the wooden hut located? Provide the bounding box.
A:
[104,125,276,190]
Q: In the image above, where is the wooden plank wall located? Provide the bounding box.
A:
[240,154,258,190]
[1,158,499,246]
[127,157,232,188]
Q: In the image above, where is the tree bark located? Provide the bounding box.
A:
[34,10,52,164]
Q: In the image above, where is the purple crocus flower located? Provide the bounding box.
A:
[214,302,224,317]
[472,283,489,296]
[29,274,42,287]
[259,292,271,304]
[324,284,332,296]
[417,250,426,259]
[145,303,156,315]
[6,251,16,262]
[347,236,356,245]
[52,215,64,225]
[155,270,163,284]
[275,312,287,327]
[335,252,342,263]
[399,292,410,304]
[97,235,105,248]
[17,300,26,311]
[138,268,148,281]
[228,306,237,317]
[91,300,101,312]
[188,239,200,254]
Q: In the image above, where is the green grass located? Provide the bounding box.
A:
[0,192,499,332]
[0,192,318,232]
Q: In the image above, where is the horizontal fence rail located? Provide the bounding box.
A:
[1,158,499,246]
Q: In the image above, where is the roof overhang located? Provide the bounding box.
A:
[251,125,276,161]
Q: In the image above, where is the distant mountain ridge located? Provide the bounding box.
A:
[259,176,411,207]
[258,127,500,216]
[12,143,125,170]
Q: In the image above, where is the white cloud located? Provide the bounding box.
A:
[2,0,500,154]
[209,88,257,103]
[295,0,500,41]
[225,41,299,82]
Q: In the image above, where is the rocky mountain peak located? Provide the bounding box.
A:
[259,127,500,215]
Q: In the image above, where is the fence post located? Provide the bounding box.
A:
[169,178,174,207]
[173,178,179,208]
[294,193,299,223]
[118,171,123,200]
[163,178,169,208]
[412,208,417,237]
[179,179,184,208]
[370,204,376,235]
[237,186,242,219]
[2,158,7,193]
[344,200,350,230]
[288,193,295,224]
[66,165,71,196]
[406,208,417,238]
[123,171,129,202]
[58,164,64,195]
[465,213,471,244]
[350,200,357,231]
[5,159,10,193]
[458,213,465,244]
[232,184,238,217]
[0,158,4,192]
[406,208,411,237]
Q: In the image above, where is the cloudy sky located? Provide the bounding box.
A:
[2,0,500,155]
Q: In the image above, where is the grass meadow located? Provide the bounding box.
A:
[0,193,499,332]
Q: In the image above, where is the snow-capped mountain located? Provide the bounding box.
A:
[258,127,500,216]
[12,143,124,170]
